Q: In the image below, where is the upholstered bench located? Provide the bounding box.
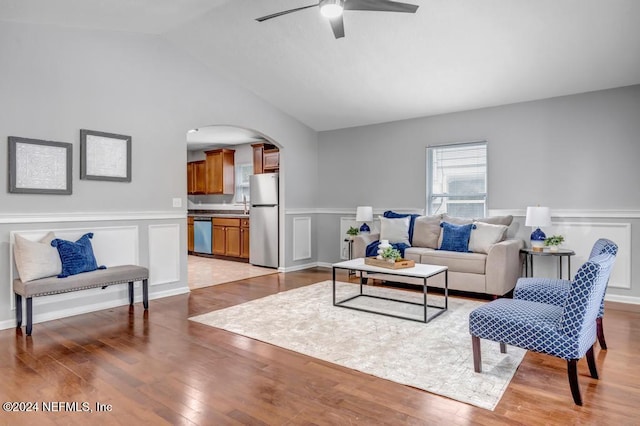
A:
[14,265,149,336]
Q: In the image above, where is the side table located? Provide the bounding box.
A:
[521,248,576,280]
[344,238,355,277]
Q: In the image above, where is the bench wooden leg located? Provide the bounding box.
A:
[26,298,33,336]
[15,293,22,329]
[142,279,149,310]
[128,281,134,306]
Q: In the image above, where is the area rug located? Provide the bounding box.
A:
[188,255,278,289]
[190,280,526,410]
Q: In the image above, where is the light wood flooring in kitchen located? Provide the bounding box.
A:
[187,255,278,289]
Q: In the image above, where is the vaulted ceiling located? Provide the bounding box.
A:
[2,0,640,131]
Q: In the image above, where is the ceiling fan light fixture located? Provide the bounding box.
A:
[320,0,344,18]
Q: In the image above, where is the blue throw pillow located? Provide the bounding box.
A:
[383,211,421,245]
[51,233,106,278]
[438,222,476,253]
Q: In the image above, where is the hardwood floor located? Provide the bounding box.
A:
[2,268,639,425]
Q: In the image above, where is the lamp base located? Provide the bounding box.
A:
[359,223,370,233]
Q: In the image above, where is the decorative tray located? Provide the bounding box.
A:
[364,257,416,269]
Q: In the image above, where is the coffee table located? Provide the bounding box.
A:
[332,258,448,323]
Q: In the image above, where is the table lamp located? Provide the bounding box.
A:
[356,206,373,233]
[525,206,552,252]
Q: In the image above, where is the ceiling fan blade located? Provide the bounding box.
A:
[329,16,345,39]
[344,0,419,13]
[255,4,318,22]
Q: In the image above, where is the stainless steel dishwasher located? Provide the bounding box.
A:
[193,217,212,254]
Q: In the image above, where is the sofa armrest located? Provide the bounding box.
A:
[485,239,524,296]
[352,233,380,259]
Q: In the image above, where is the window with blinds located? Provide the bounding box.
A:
[426,141,487,218]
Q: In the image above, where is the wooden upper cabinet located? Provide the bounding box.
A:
[252,143,279,174]
[205,149,235,194]
[187,160,206,194]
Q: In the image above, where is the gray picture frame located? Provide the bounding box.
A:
[80,129,132,182]
[8,136,73,195]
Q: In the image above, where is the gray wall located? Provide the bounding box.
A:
[0,21,319,327]
[317,85,640,300]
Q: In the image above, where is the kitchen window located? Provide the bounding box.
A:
[426,141,487,217]
[235,163,252,204]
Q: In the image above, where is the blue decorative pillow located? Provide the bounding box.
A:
[438,222,476,253]
[51,233,106,278]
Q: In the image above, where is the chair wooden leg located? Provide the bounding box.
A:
[596,317,607,350]
[586,346,599,379]
[15,293,22,329]
[500,342,507,353]
[472,335,482,373]
[567,359,582,405]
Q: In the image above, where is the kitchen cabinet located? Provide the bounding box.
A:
[240,219,250,259]
[187,216,194,252]
[252,143,279,174]
[212,217,249,259]
[205,149,235,194]
[187,160,206,194]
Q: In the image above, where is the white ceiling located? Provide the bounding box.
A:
[186,126,264,151]
[2,0,640,131]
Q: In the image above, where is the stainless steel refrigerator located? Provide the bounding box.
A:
[249,173,279,268]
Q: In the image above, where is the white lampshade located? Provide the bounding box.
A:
[355,206,373,222]
[320,0,344,18]
[525,206,551,227]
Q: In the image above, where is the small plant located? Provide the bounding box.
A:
[346,226,359,237]
[544,235,565,247]
[381,246,402,261]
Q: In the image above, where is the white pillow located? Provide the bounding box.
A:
[13,232,62,282]
[468,222,508,254]
[379,216,411,246]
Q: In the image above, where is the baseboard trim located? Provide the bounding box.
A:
[0,286,190,331]
[280,262,329,272]
[605,293,640,307]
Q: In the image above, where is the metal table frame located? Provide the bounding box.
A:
[521,248,576,280]
[332,258,448,323]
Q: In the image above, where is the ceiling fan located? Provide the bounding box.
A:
[255,0,419,39]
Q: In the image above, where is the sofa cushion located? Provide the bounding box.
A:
[442,214,473,225]
[475,215,513,227]
[469,222,509,254]
[439,222,475,253]
[13,232,62,282]
[383,211,421,244]
[412,215,442,248]
[379,216,411,246]
[407,247,487,274]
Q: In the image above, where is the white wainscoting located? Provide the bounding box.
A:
[9,226,140,310]
[526,222,631,289]
[292,217,312,261]
[148,224,181,286]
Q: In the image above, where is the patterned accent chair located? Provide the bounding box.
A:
[469,253,616,405]
[513,238,618,349]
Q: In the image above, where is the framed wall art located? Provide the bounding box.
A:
[80,129,132,182]
[8,136,73,195]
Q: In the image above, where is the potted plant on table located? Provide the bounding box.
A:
[381,246,402,264]
[544,235,565,252]
[346,226,359,240]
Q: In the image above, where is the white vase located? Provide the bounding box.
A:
[549,245,559,252]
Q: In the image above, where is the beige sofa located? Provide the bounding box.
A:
[352,214,523,297]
